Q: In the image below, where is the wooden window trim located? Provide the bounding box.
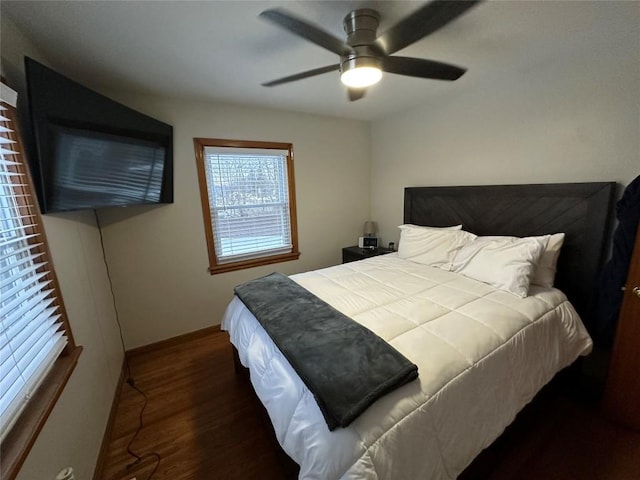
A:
[0,99,82,480]
[193,138,300,274]
[1,348,82,480]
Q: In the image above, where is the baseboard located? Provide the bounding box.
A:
[92,358,127,480]
[126,325,221,359]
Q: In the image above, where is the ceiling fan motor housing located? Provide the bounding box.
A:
[343,9,380,47]
[341,9,383,74]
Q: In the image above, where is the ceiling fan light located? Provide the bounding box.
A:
[340,57,382,88]
[341,66,382,88]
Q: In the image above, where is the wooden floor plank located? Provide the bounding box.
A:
[101,329,640,480]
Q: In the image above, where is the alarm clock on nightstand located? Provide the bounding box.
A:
[359,220,379,249]
[358,236,378,249]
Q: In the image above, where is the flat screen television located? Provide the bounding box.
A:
[24,57,173,213]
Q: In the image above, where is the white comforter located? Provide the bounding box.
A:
[222,254,592,479]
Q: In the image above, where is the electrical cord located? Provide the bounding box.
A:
[94,210,161,479]
[124,378,161,477]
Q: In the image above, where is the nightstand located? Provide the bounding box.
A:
[342,245,394,264]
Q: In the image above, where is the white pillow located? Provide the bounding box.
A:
[398,224,475,270]
[451,235,548,297]
[531,233,565,288]
[402,223,462,230]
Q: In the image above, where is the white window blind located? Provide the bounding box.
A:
[202,146,292,264]
[0,99,67,442]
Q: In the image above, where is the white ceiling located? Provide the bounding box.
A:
[2,0,637,121]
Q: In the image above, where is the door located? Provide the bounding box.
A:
[603,223,640,430]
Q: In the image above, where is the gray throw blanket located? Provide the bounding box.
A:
[234,272,419,431]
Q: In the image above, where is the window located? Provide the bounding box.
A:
[0,85,81,480]
[194,138,299,274]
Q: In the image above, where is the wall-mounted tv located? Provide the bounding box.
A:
[24,57,173,213]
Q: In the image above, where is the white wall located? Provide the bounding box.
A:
[1,16,123,480]
[97,94,371,348]
[370,2,639,246]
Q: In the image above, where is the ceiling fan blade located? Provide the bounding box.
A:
[260,9,352,57]
[376,0,481,55]
[348,88,366,102]
[381,56,466,81]
[262,64,340,87]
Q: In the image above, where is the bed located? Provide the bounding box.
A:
[222,182,615,479]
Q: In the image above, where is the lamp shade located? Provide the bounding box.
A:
[363,221,377,236]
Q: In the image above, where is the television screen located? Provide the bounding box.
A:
[47,124,166,211]
[24,57,173,213]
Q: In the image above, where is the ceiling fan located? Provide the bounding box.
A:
[260,0,481,101]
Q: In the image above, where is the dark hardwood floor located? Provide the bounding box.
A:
[101,328,640,480]
[101,327,288,480]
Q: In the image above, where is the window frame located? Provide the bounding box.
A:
[0,94,82,480]
[193,138,300,274]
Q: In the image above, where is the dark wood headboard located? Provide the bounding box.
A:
[404,183,616,328]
